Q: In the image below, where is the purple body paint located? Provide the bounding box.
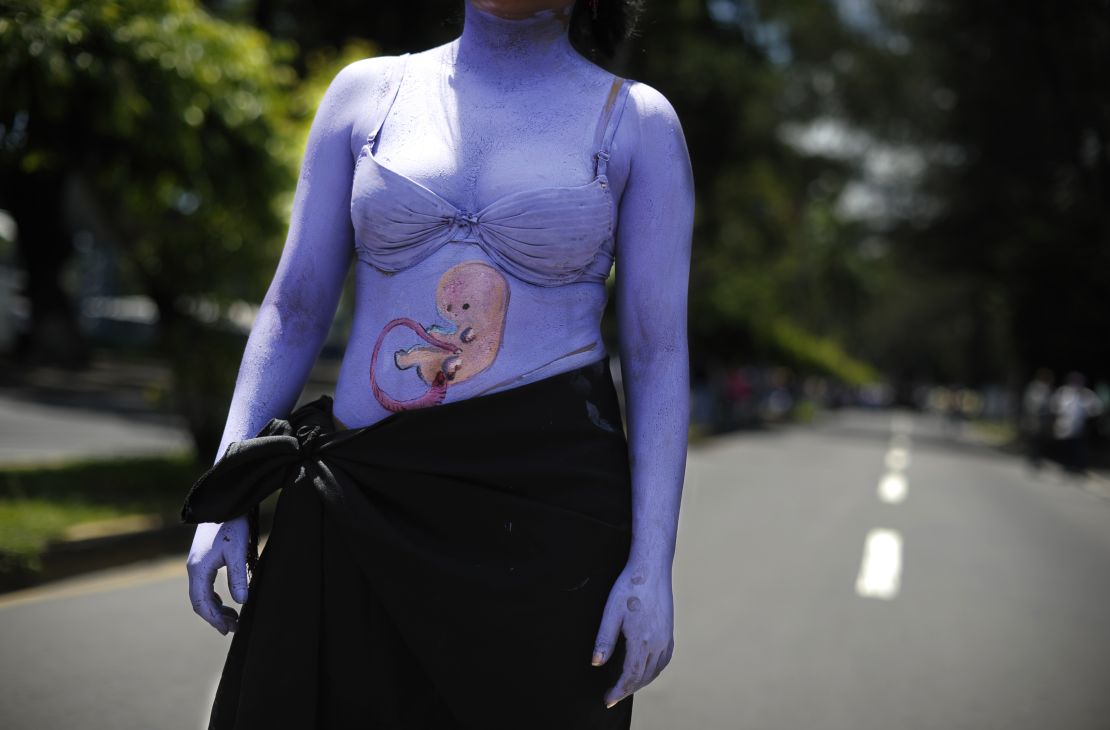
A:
[187,0,694,711]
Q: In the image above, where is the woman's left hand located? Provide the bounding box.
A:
[592,560,675,708]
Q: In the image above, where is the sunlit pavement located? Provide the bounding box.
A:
[0,391,191,464]
[1,408,1109,729]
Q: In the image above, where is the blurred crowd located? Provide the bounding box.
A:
[689,362,881,434]
[690,361,1110,479]
[1020,369,1107,476]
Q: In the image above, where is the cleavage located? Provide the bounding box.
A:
[371,95,598,213]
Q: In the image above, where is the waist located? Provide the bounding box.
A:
[333,336,609,431]
[335,253,611,429]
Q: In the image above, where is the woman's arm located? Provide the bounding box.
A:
[592,81,695,707]
[214,63,374,457]
[186,58,377,634]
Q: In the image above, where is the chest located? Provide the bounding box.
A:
[366,69,625,213]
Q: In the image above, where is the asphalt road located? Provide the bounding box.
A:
[2,408,1109,729]
[0,390,191,464]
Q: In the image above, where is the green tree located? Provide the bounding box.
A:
[619,0,879,383]
[0,0,368,459]
[779,0,1110,388]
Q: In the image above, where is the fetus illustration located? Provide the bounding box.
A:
[370,261,510,412]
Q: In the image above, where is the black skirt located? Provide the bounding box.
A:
[180,357,635,729]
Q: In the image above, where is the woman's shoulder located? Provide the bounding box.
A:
[622,79,682,133]
[322,54,410,145]
[330,54,409,99]
[604,77,685,169]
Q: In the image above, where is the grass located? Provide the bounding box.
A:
[0,452,204,572]
[0,501,132,572]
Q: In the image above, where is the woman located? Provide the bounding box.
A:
[182,1,694,727]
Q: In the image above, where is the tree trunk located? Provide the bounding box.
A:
[8,170,89,366]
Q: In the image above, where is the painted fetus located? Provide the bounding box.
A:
[370,261,510,412]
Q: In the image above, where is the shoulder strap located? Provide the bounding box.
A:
[592,76,632,178]
[366,53,411,147]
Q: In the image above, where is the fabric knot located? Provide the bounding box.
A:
[295,424,324,460]
[450,211,481,227]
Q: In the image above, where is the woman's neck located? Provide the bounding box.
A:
[453,2,577,81]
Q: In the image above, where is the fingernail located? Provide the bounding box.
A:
[605,698,618,709]
[591,650,604,665]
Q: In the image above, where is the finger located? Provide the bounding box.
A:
[212,592,241,630]
[225,550,250,605]
[654,641,674,677]
[649,637,674,680]
[591,601,623,666]
[189,561,229,634]
[605,639,646,708]
[657,639,674,670]
[217,602,241,632]
[641,650,660,684]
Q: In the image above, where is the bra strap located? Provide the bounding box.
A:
[366,53,411,147]
[593,76,632,178]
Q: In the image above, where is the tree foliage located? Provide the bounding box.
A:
[618,0,880,383]
[2,0,300,306]
[779,0,1110,387]
[0,0,370,458]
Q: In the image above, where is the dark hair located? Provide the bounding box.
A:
[568,0,644,61]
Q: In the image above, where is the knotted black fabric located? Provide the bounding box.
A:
[180,357,635,729]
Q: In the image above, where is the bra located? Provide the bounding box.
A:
[350,53,632,288]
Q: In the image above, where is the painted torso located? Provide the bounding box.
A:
[192,6,693,686]
[332,28,634,429]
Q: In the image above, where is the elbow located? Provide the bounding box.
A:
[621,337,688,374]
[256,293,334,347]
[619,306,688,367]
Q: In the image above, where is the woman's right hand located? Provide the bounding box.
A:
[187,516,251,635]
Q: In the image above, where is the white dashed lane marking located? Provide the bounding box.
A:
[856,413,912,600]
[855,528,903,600]
[878,471,908,504]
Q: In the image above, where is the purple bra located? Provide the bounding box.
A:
[350,53,632,288]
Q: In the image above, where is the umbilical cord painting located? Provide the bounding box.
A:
[370,261,510,412]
